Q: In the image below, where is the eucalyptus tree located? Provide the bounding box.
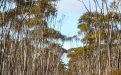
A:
[66,0,121,75]
[0,0,67,75]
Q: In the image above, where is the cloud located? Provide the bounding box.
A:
[62,44,70,49]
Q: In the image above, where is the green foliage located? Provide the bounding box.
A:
[0,0,67,75]
[105,12,119,21]
[58,62,66,72]
[67,47,83,58]
[64,69,71,75]
[108,69,121,75]
[67,9,121,75]
[90,73,99,75]
[78,24,90,32]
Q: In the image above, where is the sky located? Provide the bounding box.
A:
[57,0,113,64]
[57,0,92,64]
[57,0,82,64]
[57,0,87,36]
